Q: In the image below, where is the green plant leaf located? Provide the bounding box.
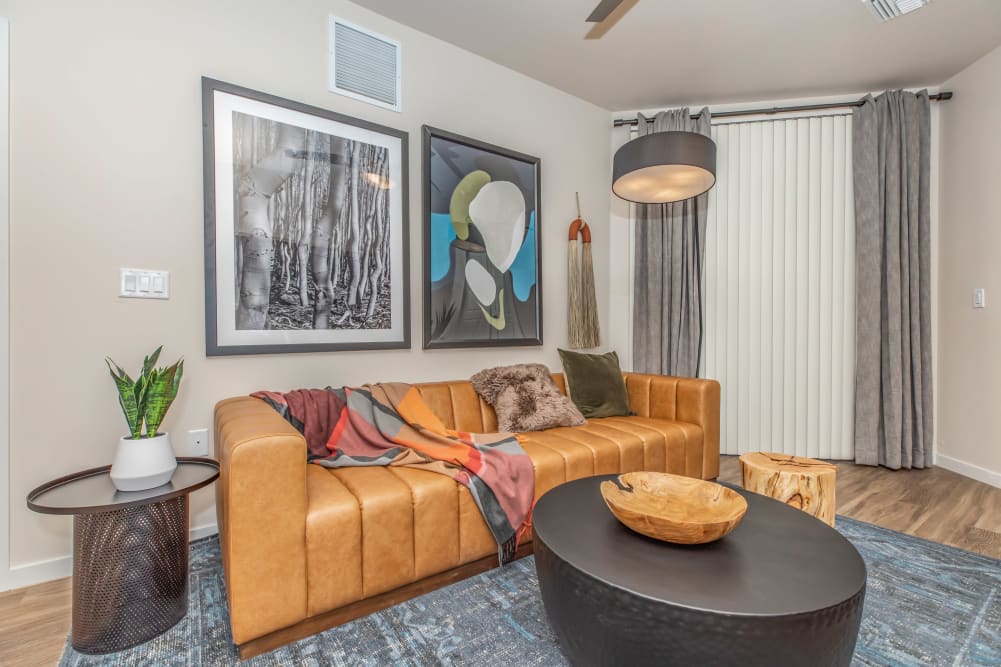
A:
[107,358,141,438]
[107,359,134,386]
[142,346,162,378]
[109,347,182,439]
[172,359,184,397]
[144,359,182,436]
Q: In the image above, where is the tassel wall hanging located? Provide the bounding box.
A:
[567,193,600,349]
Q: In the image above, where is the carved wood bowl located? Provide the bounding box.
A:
[600,472,748,545]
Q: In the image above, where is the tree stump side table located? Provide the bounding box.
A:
[26,457,219,654]
[739,452,837,526]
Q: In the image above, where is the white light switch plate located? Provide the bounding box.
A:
[973,288,986,309]
[120,268,169,299]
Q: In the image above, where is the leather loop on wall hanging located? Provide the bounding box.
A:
[568,218,592,244]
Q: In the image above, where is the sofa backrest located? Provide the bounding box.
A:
[415,373,567,433]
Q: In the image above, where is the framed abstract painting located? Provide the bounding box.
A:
[202,78,410,356]
[422,126,542,349]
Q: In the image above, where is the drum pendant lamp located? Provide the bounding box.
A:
[612,130,717,204]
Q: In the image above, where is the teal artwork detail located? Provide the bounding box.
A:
[430,212,456,283]
[510,211,536,301]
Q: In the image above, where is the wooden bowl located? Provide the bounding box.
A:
[600,472,748,545]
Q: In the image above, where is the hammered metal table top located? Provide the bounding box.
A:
[533,475,867,617]
[27,457,219,515]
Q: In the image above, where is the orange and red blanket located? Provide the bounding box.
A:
[252,383,535,563]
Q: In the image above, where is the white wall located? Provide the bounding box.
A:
[937,43,1001,487]
[1,0,611,584]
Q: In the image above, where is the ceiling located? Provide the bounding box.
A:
[351,0,1001,110]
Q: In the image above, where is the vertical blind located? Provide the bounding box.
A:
[700,115,856,459]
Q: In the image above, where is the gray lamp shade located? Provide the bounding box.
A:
[612,130,717,204]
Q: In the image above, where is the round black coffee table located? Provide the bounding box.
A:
[533,475,866,667]
[27,457,219,654]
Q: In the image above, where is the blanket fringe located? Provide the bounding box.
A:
[500,498,538,565]
[499,535,519,565]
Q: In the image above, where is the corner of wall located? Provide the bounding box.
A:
[934,40,1001,483]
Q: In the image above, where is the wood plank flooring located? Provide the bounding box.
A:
[719,455,1001,559]
[0,577,71,667]
[2,457,1000,666]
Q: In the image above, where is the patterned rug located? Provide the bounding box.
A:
[58,516,1000,666]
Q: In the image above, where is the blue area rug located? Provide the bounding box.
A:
[59,516,1000,666]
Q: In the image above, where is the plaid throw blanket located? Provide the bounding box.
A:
[252,383,535,563]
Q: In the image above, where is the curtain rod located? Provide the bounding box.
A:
[612,91,953,127]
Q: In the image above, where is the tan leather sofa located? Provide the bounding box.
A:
[215,372,720,658]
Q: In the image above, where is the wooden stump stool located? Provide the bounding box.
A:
[739,452,837,526]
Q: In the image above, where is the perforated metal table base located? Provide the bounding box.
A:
[71,496,188,653]
[26,458,219,655]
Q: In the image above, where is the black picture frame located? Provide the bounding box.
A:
[422,126,543,350]
[202,78,410,356]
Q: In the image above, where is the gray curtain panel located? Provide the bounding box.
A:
[632,107,712,377]
[853,90,933,469]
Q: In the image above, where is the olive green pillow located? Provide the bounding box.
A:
[557,349,631,419]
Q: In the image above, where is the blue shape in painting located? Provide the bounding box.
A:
[430,213,457,283]
[510,211,536,302]
[430,209,536,301]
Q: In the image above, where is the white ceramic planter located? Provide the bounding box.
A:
[110,432,178,492]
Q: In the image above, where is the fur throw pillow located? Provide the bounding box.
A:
[471,363,586,433]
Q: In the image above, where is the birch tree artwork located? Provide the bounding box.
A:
[232,112,392,332]
[204,80,410,356]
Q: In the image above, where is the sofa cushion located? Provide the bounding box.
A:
[599,416,705,479]
[519,418,701,482]
[558,349,631,418]
[470,363,585,432]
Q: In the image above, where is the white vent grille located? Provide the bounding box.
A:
[863,0,931,22]
[329,16,401,112]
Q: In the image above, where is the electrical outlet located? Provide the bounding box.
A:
[187,428,210,457]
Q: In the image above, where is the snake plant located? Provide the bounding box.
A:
[107,346,184,440]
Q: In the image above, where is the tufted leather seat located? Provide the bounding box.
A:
[215,372,720,657]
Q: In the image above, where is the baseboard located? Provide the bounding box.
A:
[190,523,219,542]
[1,553,73,591]
[936,454,1001,489]
[0,523,220,593]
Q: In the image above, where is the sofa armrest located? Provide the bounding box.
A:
[623,373,721,480]
[215,396,308,645]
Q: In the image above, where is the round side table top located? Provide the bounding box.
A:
[26,457,219,515]
[739,451,837,475]
[533,474,866,617]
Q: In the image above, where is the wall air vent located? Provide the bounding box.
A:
[863,0,931,22]
[329,16,401,112]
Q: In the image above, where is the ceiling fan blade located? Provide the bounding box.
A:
[586,0,627,22]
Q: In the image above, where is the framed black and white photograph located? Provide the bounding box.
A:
[423,126,542,349]
[202,78,410,355]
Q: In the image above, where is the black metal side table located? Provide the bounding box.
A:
[27,457,219,654]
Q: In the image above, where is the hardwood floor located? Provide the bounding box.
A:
[2,458,1000,666]
[0,577,71,667]
[719,455,1001,559]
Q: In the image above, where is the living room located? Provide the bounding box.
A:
[1,0,1000,665]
